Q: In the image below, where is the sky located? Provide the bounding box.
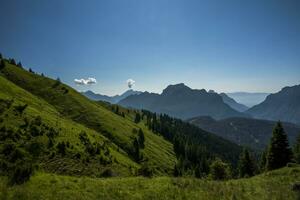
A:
[0,0,300,95]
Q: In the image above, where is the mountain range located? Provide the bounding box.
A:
[246,85,300,125]
[188,116,300,150]
[119,83,249,120]
[82,89,141,104]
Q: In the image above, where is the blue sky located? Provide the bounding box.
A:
[0,0,299,95]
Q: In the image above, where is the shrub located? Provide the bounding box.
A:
[209,158,232,180]
[9,163,34,185]
[101,168,116,177]
[138,163,154,177]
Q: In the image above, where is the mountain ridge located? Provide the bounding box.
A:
[119,83,249,120]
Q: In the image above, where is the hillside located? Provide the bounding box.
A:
[0,166,299,200]
[188,116,300,150]
[119,83,249,120]
[246,85,300,125]
[0,61,176,176]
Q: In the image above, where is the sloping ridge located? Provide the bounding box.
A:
[0,62,176,175]
[246,85,300,125]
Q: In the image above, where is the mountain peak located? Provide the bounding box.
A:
[162,83,191,95]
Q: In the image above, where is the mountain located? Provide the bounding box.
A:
[220,93,249,112]
[119,83,249,120]
[226,92,269,107]
[246,85,300,125]
[188,116,300,150]
[82,89,142,104]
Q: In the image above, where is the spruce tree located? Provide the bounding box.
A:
[138,128,145,149]
[293,133,300,164]
[0,60,5,69]
[259,149,267,172]
[266,122,292,170]
[17,62,23,68]
[9,58,16,65]
[134,113,141,123]
[238,148,255,177]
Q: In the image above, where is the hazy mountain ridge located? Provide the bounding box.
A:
[219,93,249,112]
[188,116,300,150]
[226,92,270,107]
[246,84,300,125]
[119,83,249,120]
[82,89,142,104]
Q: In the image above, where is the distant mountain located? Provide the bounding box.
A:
[246,84,300,125]
[188,116,300,150]
[220,93,249,112]
[226,92,269,107]
[119,83,249,120]
[82,89,142,104]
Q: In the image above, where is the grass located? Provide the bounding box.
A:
[0,166,299,200]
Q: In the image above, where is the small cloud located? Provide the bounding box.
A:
[127,79,135,88]
[74,77,97,85]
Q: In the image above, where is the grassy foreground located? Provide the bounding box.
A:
[0,166,299,200]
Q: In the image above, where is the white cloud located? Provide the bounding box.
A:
[74,77,97,85]
[127,79,135,88]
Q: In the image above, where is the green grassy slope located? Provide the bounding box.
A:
[0,62,176,175]
[0,166,299,200]
[0,75,138,176]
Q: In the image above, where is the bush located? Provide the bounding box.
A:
[209,158,232,180]
[101,168,116,177]
[138,163,154,177]
[9,163,34,185]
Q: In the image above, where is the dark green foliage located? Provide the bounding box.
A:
[266,122,292,170]
[138,129,145,149]
[132,138,141,161]
[209,158,232,180]
[57,142,66,156]
[28,68,34,73]
[10,162,34,185]
[9,58,16,65]
[101,168,115,177]
[238,148,255,178]
[293,133,300,164]
[134,113,141,123]
[259,149,267,172]
[141,110,241,177]
[17,62,23,68]
[0,59,5,69]
[138,162,154,177]
[13,104,28,114]
[52,77,61,88]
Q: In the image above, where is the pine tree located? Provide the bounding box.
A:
[138,128,145,149]
[0,53,2,59]
[0,59,5,69]
[134,113,141,123]
[266,122,292,170]
[133,138,140,161]
[17,62,23,68]
[9,58,16,65]
[293,133,300,164]
[238,148,255,177]
[259,149,267,172]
